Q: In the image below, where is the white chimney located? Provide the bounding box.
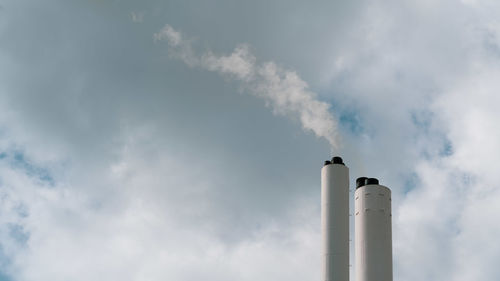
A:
[354,177,393,281]
[321,157,349,281]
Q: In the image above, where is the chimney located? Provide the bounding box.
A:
[354,177,393,281]
[321,156,349,281]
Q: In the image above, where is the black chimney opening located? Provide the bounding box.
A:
[356,177,368,188]
[366,178,379,185]
[331,156,345,165]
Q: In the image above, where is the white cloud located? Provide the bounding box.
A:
[0,135,321,281]
[326,1,500,280]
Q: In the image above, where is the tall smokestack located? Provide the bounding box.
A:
[354,177,393,281]
[321,156,349,281]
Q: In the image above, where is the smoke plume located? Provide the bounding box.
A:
[154,25,339,150]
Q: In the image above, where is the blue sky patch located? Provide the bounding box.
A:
[411,110,434,132]
[0,151,55,186]
[403,172,420,195]
[339,110,365,135]
[440,139,453,157]
[8,224,29,246]
[0,246,13,281]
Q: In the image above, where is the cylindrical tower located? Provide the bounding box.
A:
[354,177,393,281]
[321,156,349,281]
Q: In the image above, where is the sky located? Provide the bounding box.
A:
[1,0,500,280]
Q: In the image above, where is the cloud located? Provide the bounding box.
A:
[155,25,340,151]
[328,2,500,281]
[0,132,322,281]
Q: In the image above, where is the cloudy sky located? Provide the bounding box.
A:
[1,0,500,280]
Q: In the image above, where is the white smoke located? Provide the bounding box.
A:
[154,25,340,150]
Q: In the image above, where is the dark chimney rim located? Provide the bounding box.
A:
[356,177,368,188]
[323,156,345,166]
[366,178,379,185]
[331,156,345,165]
[356,177,380,188]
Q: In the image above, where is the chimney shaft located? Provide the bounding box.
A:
[321,157,349,281]
[354,179,393,281]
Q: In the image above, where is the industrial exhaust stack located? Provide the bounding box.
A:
[354,177,393,281]
[321,157,392,281]
[321,157,349,281]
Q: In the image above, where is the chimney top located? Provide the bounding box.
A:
[356,177,379,188]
